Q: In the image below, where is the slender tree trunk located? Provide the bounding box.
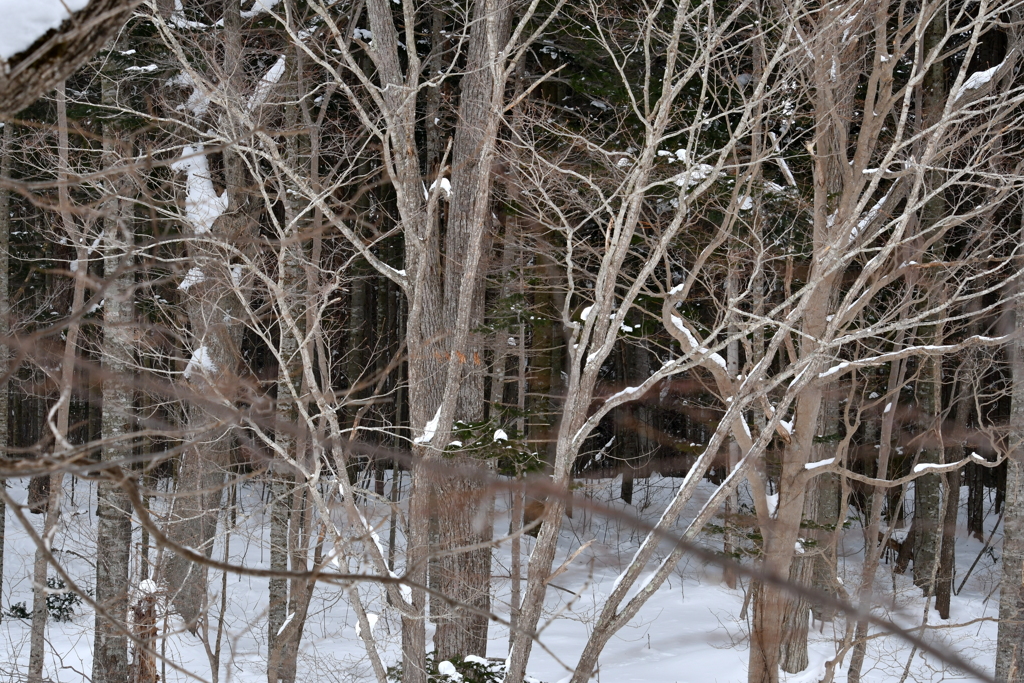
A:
[0,120,11,616]
[996,231,1024,680]
[935,358,972,619]
[268,471,291,681]
[269,92,304,679]
[92,61,136,683]
[913,357,943,594]
[779,393,839,673]
[911,0,949,598]
[848,353,908,683]
[30,81,83,683]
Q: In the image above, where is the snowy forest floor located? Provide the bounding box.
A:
[0,472,1003,683]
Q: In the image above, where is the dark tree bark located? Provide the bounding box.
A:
[911,4,949,594]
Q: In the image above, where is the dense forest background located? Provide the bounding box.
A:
[1,0,1024,681]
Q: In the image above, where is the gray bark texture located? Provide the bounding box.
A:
[996,279,1024,681]
[0,120,11,614]
[779,393,840,674]
[92,63,136,683]
[912,0,948,598]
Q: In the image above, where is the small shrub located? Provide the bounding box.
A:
[2,577,85,622]
[387,654,510,683]
[46,577,83,622]
[4,602,30,619]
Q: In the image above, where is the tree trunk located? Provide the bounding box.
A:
[29,80,83,683]
[92,60,136,683]
[848,347,908,683]
[0,119,11,616]
[162,0,250,627]
[996,230,1024,680]
[428,0,511,659]
[911,0,949,599]
[966,460,986,540]
[779,393,839,673]
[268,472,291,681]
[936,367,972,619]
[912,365,943,595]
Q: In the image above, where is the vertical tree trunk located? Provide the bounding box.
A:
[966,460,986,540]
[267,472,291,681]
[30,81,83,683]
[912,0,948,598]
[996,233,1024,680]
[429,0,511,659]
[913,360,943,594]
[269,105,304,677]
[724,249,741,588]
[0,120,11,615]
[935,359,972,619]
[779,393,839,673]
[92,59,136,683]
[163,0,250,627]
[848,352,908,683]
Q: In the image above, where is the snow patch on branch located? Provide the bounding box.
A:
[171,145,228,234]
[956,60,1006,101]
[248,56,287,110]
[818,362,850,379]
[605,385,640,403]
[179,267,206,291]
[241,0,281,19]
[849,189,891,243]
[414,405,442,444]
[669,316,727,372]
[184,345,217,378]
[805,457,834,470]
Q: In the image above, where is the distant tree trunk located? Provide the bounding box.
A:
[30,81,82,683]
[911,1,948,598]
[966,460,986,540]
[935,353,973,619]
[0,119,11,614]
[92,60,136,683]
[912,356,944,596]
[162,0,250,627]
[780,393,839,673]
[848,351,908,683]
[996,225,1024,680]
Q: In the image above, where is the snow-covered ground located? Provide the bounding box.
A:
[0,472,1002,682]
